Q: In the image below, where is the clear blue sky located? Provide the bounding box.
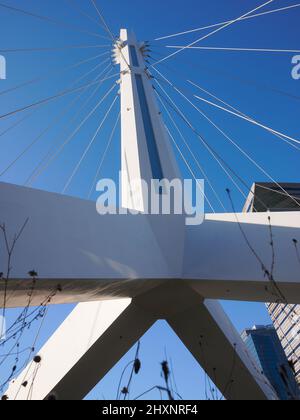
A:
[0,0,299,400]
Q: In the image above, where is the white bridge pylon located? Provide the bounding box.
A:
[1,29,300,400]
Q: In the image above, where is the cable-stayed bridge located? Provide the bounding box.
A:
[0,1,300,400]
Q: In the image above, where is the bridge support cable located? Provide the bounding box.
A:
[88,112,120,199]
[152,68,300,209]
[25,66,115,186]
[62,93,119,193]
[0,65,114,179]
[151,0,274,66]
[155,91,226,212]
[154,3,300,41]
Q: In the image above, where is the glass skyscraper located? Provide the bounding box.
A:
[241,325,299,400]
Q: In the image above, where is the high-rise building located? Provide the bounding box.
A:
[243,182,300,386]
[241,325,299,400]
[243,182,300,213]
[266,304,300,385]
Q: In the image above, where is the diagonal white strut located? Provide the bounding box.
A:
[2,28,300,400]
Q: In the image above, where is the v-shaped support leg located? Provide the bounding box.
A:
[136,283,277,401]
[167,297,277,400]
[5,299,156,400]
[6,283,277,401]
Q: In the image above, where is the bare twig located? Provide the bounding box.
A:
[0,218,29,318]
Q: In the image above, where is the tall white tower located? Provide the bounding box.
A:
[114,29,180,212]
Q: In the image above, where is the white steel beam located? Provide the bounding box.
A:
[1,182,300,306]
